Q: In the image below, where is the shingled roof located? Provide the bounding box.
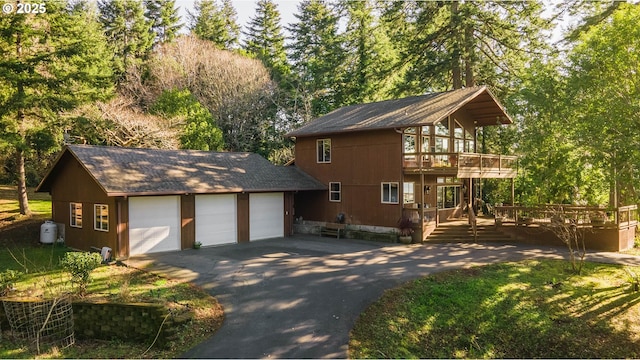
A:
[37,145,325,196]
[287,86,512,137]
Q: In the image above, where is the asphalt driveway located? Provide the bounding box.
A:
[125,235,640,359]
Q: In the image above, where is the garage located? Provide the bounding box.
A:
[129,196,181,256]
[250,193,284,241]
[195,194,237,246]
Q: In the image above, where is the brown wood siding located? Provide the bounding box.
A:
[294,129,404,227]
[284,192,294,236]
[48,153,117,253]
[237,193,249,243]
[181,194,195,249]
[116,197,129,259]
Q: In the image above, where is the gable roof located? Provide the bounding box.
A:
[287,86,512,137]
[37,145,325,196]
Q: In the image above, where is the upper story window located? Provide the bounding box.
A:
[465,129,475,152]
[421,126,431,152]
[329,182,341,202]
[454,120,465,153]
[381,182,399,204]
[434,120,450,153]
[317,139,331,163]
[403,128,417,156]
[70,202,82,228]
[94,204,109,232]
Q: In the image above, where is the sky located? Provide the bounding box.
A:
[176,0,302,41]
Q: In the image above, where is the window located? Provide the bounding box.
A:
[381,182,399,204]
[436,177,461,209]
[317,139,331,163]
[329,182,341,202]
[421,126,431,152]
[434,120,450,153]
[403,182,415,204]
[454,120,465,153]
[465,129,475,152]
[70,202,82,228]
[94,204,109,232]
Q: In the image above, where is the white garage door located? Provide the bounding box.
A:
[195,194,237,246]
[250,193,284,241]
[129,196,181,255]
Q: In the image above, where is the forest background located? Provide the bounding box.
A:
[0,0,638,216]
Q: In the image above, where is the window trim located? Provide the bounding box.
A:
[381,182,399,204]
[329,182,341,202]
[70,202,82,228]
[94,204,109,232]
[317,138,331,163]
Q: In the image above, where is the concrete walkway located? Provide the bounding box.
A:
[124,236,640,359]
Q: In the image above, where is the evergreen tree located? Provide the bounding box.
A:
[389,1,549,95]
[287,0,343,119]
[336,0,400,105]
[144,0,182,45]
[188,0,240,49]
[243,0,289,82]
[98,0,154,81]
[0,1,113,215]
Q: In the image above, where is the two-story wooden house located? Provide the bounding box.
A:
[288,86,517,241]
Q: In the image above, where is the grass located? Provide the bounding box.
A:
[0,186,224,359]
[0,185,52,221]
[349,260,640,359]
[0,245,225,359]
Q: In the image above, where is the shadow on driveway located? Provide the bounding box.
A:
[125,235,640,359]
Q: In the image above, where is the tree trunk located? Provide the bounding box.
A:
[15,24,31,216]
[16,147,32,216]
[451,1,462,89]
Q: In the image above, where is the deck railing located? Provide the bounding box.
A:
[403,152,517,178]
[494,204,638,230]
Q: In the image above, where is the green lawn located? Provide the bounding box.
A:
[350,260,640,359]
[0,185,52,221]
[0,186,224,359]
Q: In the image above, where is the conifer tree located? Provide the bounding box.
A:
[98,0,154,81]
[144,0,182,45]
[387,1,549,95]
[287,0,343,119]
[188,0,240,49]
[0,1,113,215]
[243,0,289,82]
[336,0,400,105]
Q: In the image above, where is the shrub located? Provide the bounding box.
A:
[59,252,102,294]
[0,269,23,296]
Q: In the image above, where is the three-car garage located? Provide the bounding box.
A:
[127,192,286,255]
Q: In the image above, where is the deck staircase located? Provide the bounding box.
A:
[425,218,514,243]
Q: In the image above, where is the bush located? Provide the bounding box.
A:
[59,252,102,294]
[0,269,23,296]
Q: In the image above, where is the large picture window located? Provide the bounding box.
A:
[317,139,331,163]
[70,202,82,228]
[94,204,109,232]
[381,182,399,204]
[329,182,341,202]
